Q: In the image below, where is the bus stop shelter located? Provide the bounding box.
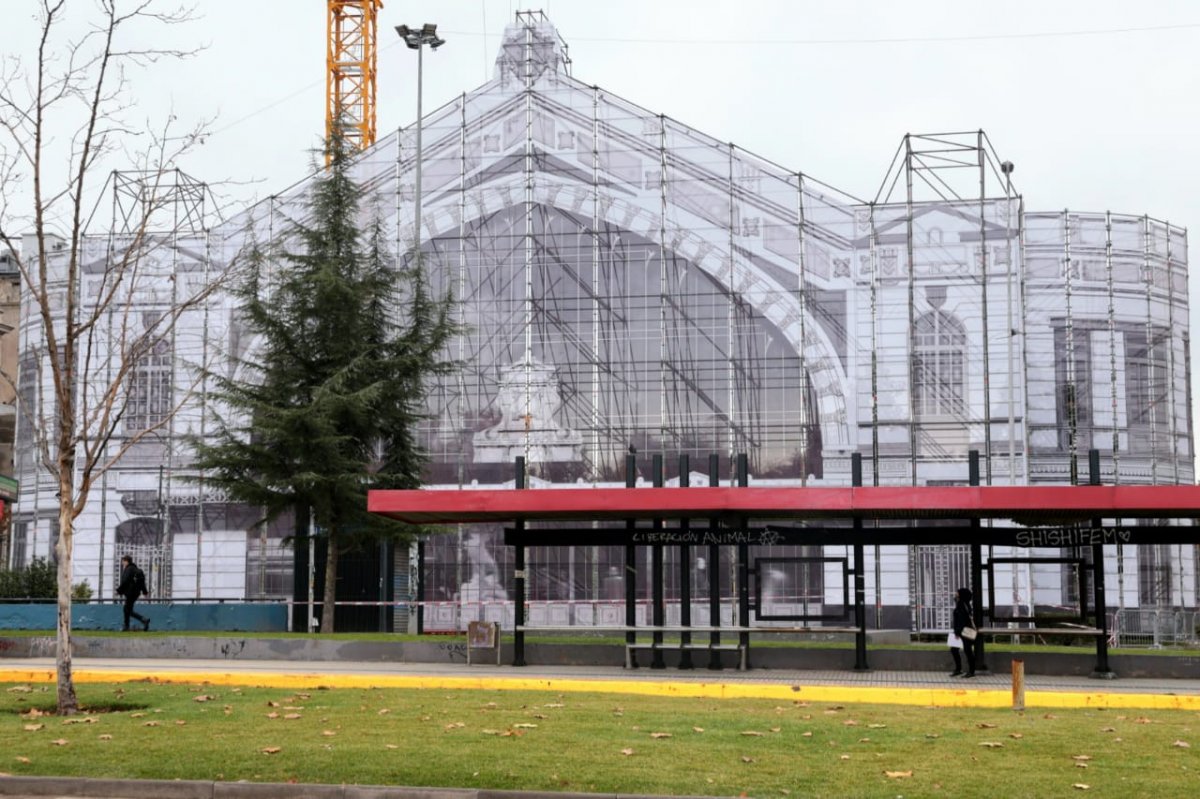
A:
[369,451,1200,677]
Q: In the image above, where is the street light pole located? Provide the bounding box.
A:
[395,23,446,256]
[395,23,444,635]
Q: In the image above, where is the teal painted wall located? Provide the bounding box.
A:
[0,603,287,632]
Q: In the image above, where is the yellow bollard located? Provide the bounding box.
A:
[1012,658,1025,711]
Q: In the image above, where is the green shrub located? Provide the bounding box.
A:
[0,557,62,599]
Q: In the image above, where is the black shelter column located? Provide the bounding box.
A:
[707,453,722,670]
[513,456,527,667]
[736,454,750,668]
[968,450,988,673]
[1090,450,1115,678]
[651,454,666,669]
[678,454,693,669]
[625,452,639,667]
[851,453,868,671]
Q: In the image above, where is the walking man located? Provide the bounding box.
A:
[117,555,150,631]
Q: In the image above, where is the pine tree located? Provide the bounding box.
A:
[192,134,457,632]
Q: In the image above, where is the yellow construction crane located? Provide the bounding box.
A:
[326,0,382,155]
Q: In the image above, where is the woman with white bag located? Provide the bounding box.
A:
[949,587,978,678]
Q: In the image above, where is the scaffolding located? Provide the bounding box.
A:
[12,12,1196,629]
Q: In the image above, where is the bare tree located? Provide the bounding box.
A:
[0,1,228,714]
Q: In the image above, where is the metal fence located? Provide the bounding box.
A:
[1109,609,1200,648]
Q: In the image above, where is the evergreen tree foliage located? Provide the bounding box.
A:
[191,134,457,631]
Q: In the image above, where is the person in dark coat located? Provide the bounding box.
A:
[950,586,976,677]
[117,555,150,632]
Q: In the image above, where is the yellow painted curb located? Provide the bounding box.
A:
[3,668,1198,711]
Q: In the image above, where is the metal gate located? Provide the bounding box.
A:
[914,544,970,632]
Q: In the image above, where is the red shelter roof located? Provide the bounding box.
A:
[368,484,1200,525]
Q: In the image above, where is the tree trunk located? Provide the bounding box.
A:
[55,480,78,715]
[320,529,338,633]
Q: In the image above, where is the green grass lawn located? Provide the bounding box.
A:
[2,680,1196,798]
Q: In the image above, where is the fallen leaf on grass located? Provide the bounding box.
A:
[500,729,525,737]
[1009,733,1024,739]
[1043,714,1058,720]
[842,720,858,727]
[1072,755,1092,762]
[23,724,43,732]
[925,733,940,739]
[858,737,871,743]
[531,713,548,720]
[1072,785,1090,791]
[839,755,850,761]
[385,744,398,750]
[266,712,279,719]
[885,770,913,779]
[377,708,390,715]
[979,742,1004,748]
[801,731,813,738]
[692,727,705,733]
[266,701,279,707]
[15,757,30,763]
[21,708,42,718]
[61,717,97,725]
[322,730,337,737]
[544,703,565,708]
[1075,763,1089,769]
[261,747,281,755]
[175,721,186,726]
[7,686,32,693]
[1101,727,1116,732]
[741,756,755,764]
[770,726,782,733]
[98,735,112,741]
[283,713,302,720]
[1173,741,1191,748]
[444,722,465,731]
[868,724,887,729]
[977,723,998,729]
[143,721,159,727]
[650,732,672,739]
[512,723,537,729]
[129,713,145,719]
[481,729,500,736]
[51,739,68,746]
[620,748,635,756]
[741,731,765,737]
[193,695,213,703]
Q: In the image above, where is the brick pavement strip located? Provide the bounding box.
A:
[0,777,719,799]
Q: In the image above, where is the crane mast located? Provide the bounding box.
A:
[326,0,383,155]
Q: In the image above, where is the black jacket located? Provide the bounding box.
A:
[117,563,147,599]
[952,600,974,636]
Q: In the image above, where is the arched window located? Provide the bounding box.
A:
[913,311,966,418]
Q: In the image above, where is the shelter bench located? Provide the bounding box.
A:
[978,626,1105,642]
[515,624,865,670]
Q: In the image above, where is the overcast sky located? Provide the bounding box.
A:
[157,0,1200,226]
[9,0,1200,462]
[10,0,1197,238]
